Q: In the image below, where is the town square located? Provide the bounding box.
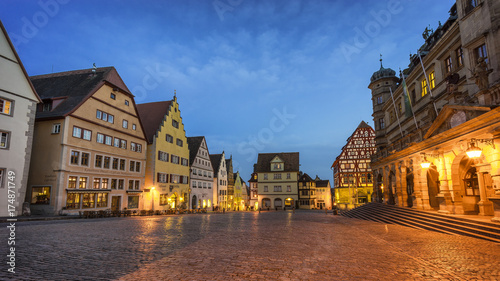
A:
[2,0,500,279]
[1,211,500,280]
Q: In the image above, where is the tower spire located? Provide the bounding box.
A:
[380,54,383,68]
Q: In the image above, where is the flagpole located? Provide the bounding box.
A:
[389,87,404,138]
[400,69,419,130]
[417,51,439,116]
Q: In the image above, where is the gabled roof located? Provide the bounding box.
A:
[30,66,131,120]
[209,153,224,175]
[315,180,330,187]
[187,136,205,165]
[331,121,375,169]
[299,173,314,182]
[0,20,41,103]
[255,152,299,173]
[136,101,172,144]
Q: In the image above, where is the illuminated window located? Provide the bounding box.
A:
[66,193,80,209]
[93,178,101,189]
[421,79,428,96]
[68,176,77,189]
[429,71,435,89]
[0,98,12,115]
[31,186,50,205]
[97,193,108,207]
[78,177,87,189]
[82,193,95,208]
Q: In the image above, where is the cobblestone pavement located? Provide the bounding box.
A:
[1,210,500,280]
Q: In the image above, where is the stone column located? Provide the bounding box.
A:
[437,152,453,214]
[476,163,494,216]
[399,161,409,207]
[415,155,431,210]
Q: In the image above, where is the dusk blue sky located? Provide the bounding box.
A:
[1,0,455,184]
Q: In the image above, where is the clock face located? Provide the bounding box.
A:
[450,111,466,128]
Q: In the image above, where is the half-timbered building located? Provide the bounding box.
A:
[332,121,376,208]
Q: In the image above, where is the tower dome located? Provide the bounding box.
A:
[370,65,396,82]
[370,56,396,82]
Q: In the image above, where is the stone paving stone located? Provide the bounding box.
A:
[0,211,499,280]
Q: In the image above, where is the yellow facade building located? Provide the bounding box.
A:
[137,97,190,211]
[28,67,147,215]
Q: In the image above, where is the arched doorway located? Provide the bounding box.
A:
[284,198,294,209]
[262,198,271,209]
[192,195,197,209]
[274,198,282,209]
[462,166,480,214]
[427,164,440,209]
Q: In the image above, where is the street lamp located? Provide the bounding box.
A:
[466,140,482,158]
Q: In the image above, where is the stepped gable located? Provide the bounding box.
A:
[136,101,172,144]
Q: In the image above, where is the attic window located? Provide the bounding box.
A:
[110,93,116,100]
[125,100,129,106]
[42,101,52,112]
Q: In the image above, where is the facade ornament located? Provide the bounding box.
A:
[472,57,492,91]
[422,25,433,40]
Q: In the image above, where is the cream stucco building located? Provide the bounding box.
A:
[256,152,299,210]
[27,67,147,215]
[0,21,41,216]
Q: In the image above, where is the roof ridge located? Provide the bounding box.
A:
[30,66,115,79]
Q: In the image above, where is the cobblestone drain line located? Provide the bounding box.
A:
[344,220,464,281]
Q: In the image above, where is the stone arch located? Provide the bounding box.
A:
[274,198,283,209]
[450,152,488,214]
[192,195,197,209]
[261,198,271,209]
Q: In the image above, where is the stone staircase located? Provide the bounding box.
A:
[340,202,500,243]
